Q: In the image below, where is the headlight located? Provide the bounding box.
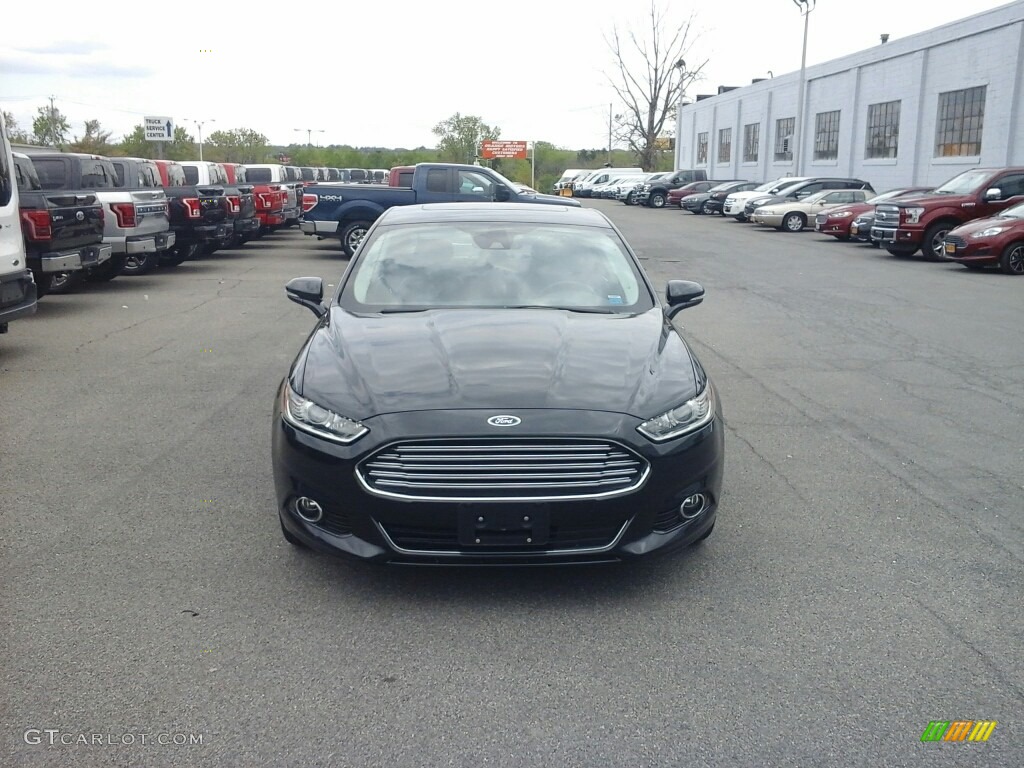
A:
[971,227,1005,238]
[904,207,926,224]
[637,384,716,442]
[282,382,368,444]
[829,211,853,218]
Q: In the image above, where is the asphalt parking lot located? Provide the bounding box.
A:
[2,203,1022,767]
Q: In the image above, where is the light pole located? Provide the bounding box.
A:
[792,0,816,176]
[184,118,215,162]
[675,58,687,169]
[294,128,325,147]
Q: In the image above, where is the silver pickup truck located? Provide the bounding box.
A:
[25,151,175,281]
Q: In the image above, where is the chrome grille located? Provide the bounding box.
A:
[358,439,648,500]
[944,235,967,249]
[874,205,900,226]
[815,213,828,225]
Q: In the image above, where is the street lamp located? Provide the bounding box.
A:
[294,128,325,147]
[183,118,215,162]
[792,0,816,176]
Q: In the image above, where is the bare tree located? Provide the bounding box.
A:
[605,1,707,171]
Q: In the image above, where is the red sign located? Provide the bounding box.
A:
[480,140,529,160]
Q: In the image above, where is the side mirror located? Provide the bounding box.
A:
[494,185,512,202]
[286,276,327,318]
[985,187,1002,201]
[664,280,705,319]
[472,186,484,193]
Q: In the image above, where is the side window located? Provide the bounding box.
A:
[182,165,199,185]
[14,160,27,190]
[994,173,1024,198]
[425,169,449,193]
[795,182,824,198]
[398,171,414,187]
[457,170,493,197]
[81,162,110,188]
[111,162,126,187]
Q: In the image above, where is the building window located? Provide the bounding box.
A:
[697,132,708,164]
[814,110,841,160]
[743,123,759,163]
[865,100,901,159]
[774,117,794,161]
[718,128,732,163]
[935,85,986,157]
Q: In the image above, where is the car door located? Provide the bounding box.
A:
[981,172,1024,216]
[452,168,498,203]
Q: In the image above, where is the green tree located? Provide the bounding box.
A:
[432,113,500,164]
[205,128,270,164]
[606,0,707,170]
[70,119,112,154]
[2,111,33,144]
[111,125,196,161]
[32,101,71,147]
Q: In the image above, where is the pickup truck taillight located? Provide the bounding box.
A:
[182,198,202,219]
[20,210,52,241]
[302,194,318,213]
[111,203,137,228]
[227,195,241,214]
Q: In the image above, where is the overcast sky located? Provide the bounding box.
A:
[0,0,1015,150]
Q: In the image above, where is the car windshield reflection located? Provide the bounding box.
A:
[341,222,654,313]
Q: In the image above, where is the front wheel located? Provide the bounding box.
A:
[922,222,955,261]
[649,192,667,208]
[781,212,806,232]
[701,201,715,215]
[339,219,372,258]
[999,241,1024,275]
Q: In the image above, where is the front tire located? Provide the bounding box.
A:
[999,241,1024,275]
[339,219,372,258]
[649,192,667,209]
[922,222,955,261]
[701,201,715,215]
[781,212,806,232]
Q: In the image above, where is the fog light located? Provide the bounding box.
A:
[293,496,324,523]
[680,493,707,520]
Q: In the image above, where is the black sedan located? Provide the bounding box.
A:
[683,181,759,215]
[271,203,724,565]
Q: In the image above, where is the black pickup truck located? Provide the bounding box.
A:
[13,152,111,296]
[300,163,581,256]
[635,169,711,208]
[152,160,228,267]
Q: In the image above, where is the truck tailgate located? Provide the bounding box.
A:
[42,192,104,250]
[130,189,171,236]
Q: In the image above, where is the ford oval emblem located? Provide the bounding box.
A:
[487,415,521,427]
[76,211,85,221]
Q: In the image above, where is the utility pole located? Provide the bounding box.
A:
[294,128,325,147]
[184,118,215,162]
[607,103,613,165]
[792,0,816,176]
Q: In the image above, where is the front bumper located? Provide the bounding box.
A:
[870,226,920,249]
[271,399,725,565]
[815,217,852,237]
[0,268,38,327]
[942,237,998,265]
[751,213,783,227]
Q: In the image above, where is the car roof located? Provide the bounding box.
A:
[379,203,612,227]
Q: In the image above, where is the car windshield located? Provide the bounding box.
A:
[800,190,832,204]
[754,178,790,192]
[341,221,654,313]
[707,182,736,193]
[933,170,992,195]
[997,202,1024,219]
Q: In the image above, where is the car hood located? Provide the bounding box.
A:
[822,202,873,218]
[297,307,698,420]
[949,215,1024,237]
[876,192,970,208]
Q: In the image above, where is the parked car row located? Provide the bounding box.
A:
[619,166,1024,275]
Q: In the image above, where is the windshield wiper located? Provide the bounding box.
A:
[503,305,618,314]
[377,307,431,314]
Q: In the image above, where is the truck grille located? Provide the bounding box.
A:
[874,205,900,226]
[358,439,648,501]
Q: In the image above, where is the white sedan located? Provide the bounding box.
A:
[751,189,871,232]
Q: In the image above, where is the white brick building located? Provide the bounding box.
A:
[674,1,1024,190]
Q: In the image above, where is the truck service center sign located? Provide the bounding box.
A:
[480,140,529,159]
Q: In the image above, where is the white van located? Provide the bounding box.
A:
[575,168,644,198]
[0,111,36,334]
[553,168,589,191]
